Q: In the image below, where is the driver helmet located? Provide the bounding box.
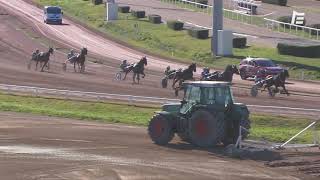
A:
[70,49,75,54]
[35,49,40,53]
[122,60,127,64]
[166,66,170,71]
[203,67,209,73]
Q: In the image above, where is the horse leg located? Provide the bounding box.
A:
[74,62,77,72]
[282,84,290,96]
[123,72,128,80]
[35,61,38,71]
[142,71,145,78]
[172,79,177,89]
[132,73,136,84]
[41,61,47,72]
[137,74,140,84]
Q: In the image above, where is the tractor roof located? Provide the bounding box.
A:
[183,81,231,87]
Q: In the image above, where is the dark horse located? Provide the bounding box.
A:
[262,70,290,96]
[123,56,148,84]
[28,48,54,72]
[202,65,239,82]
[172,63,197,96]
[63,48,88,73]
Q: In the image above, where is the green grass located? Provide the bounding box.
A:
[36,0,320,80]
[0,92,318,144]
[0,93,156,126]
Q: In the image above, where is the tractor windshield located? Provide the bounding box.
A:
[201,86,234,106]
[184,85,201,103]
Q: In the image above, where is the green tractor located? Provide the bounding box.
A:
[148,81,251,147]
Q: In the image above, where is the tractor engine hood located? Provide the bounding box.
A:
[162,103,181,113]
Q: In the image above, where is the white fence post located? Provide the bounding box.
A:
[278,122,317,149]
[312,124,319,145]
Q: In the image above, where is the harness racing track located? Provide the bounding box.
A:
[0,112,317,180]
[0,0,319,114]
[0,2,319,179]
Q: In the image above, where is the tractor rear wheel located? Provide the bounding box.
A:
[148,114,174,145]
[189,110,221,147]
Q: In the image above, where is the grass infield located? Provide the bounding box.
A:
[0,92,318,144]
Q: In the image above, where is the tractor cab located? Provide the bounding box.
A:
[180,81,234,114]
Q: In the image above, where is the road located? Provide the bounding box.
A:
[0,112,316,180]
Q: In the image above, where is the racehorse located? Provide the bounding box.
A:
[123,56,148,84]
[202,65,239,82]
[63,48,88,73]
[172,63,196,96]
[28,48,54,71]
[161,68,182,88]
[262,70,290,96]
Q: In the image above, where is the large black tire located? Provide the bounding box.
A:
[148,114,174,145]
[240,70,247,80]
[161,78,168,88]
[189,110,224,147]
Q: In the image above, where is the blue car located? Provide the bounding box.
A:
[43,6,63,24]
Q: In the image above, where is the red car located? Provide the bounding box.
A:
[239,58,284,80]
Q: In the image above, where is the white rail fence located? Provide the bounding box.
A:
[0,84,180,105]
[160,0,320,41]
[264,18,320,40]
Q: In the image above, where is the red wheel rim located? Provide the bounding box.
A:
[154,120,164,137]
[195,119,208,137]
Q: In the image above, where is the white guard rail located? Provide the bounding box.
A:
[0,84,180,104]
[264,18,320,40]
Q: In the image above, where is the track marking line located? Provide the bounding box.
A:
[39,138,92,143]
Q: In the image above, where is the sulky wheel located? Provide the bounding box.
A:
[161,78,168,88]
[239,70,247,80]
[115,72,122,81]
[189,110,224,147]
[148,114,174,145]
[250,85,259,97]
[268,87,276,98]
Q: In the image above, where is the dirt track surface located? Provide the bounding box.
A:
[0,0,319,115]
[0,111,316,180]
[118,0,320,47]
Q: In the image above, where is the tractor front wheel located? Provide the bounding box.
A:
[148,114,174,145]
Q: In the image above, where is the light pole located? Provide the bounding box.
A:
[211,0,223,56]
